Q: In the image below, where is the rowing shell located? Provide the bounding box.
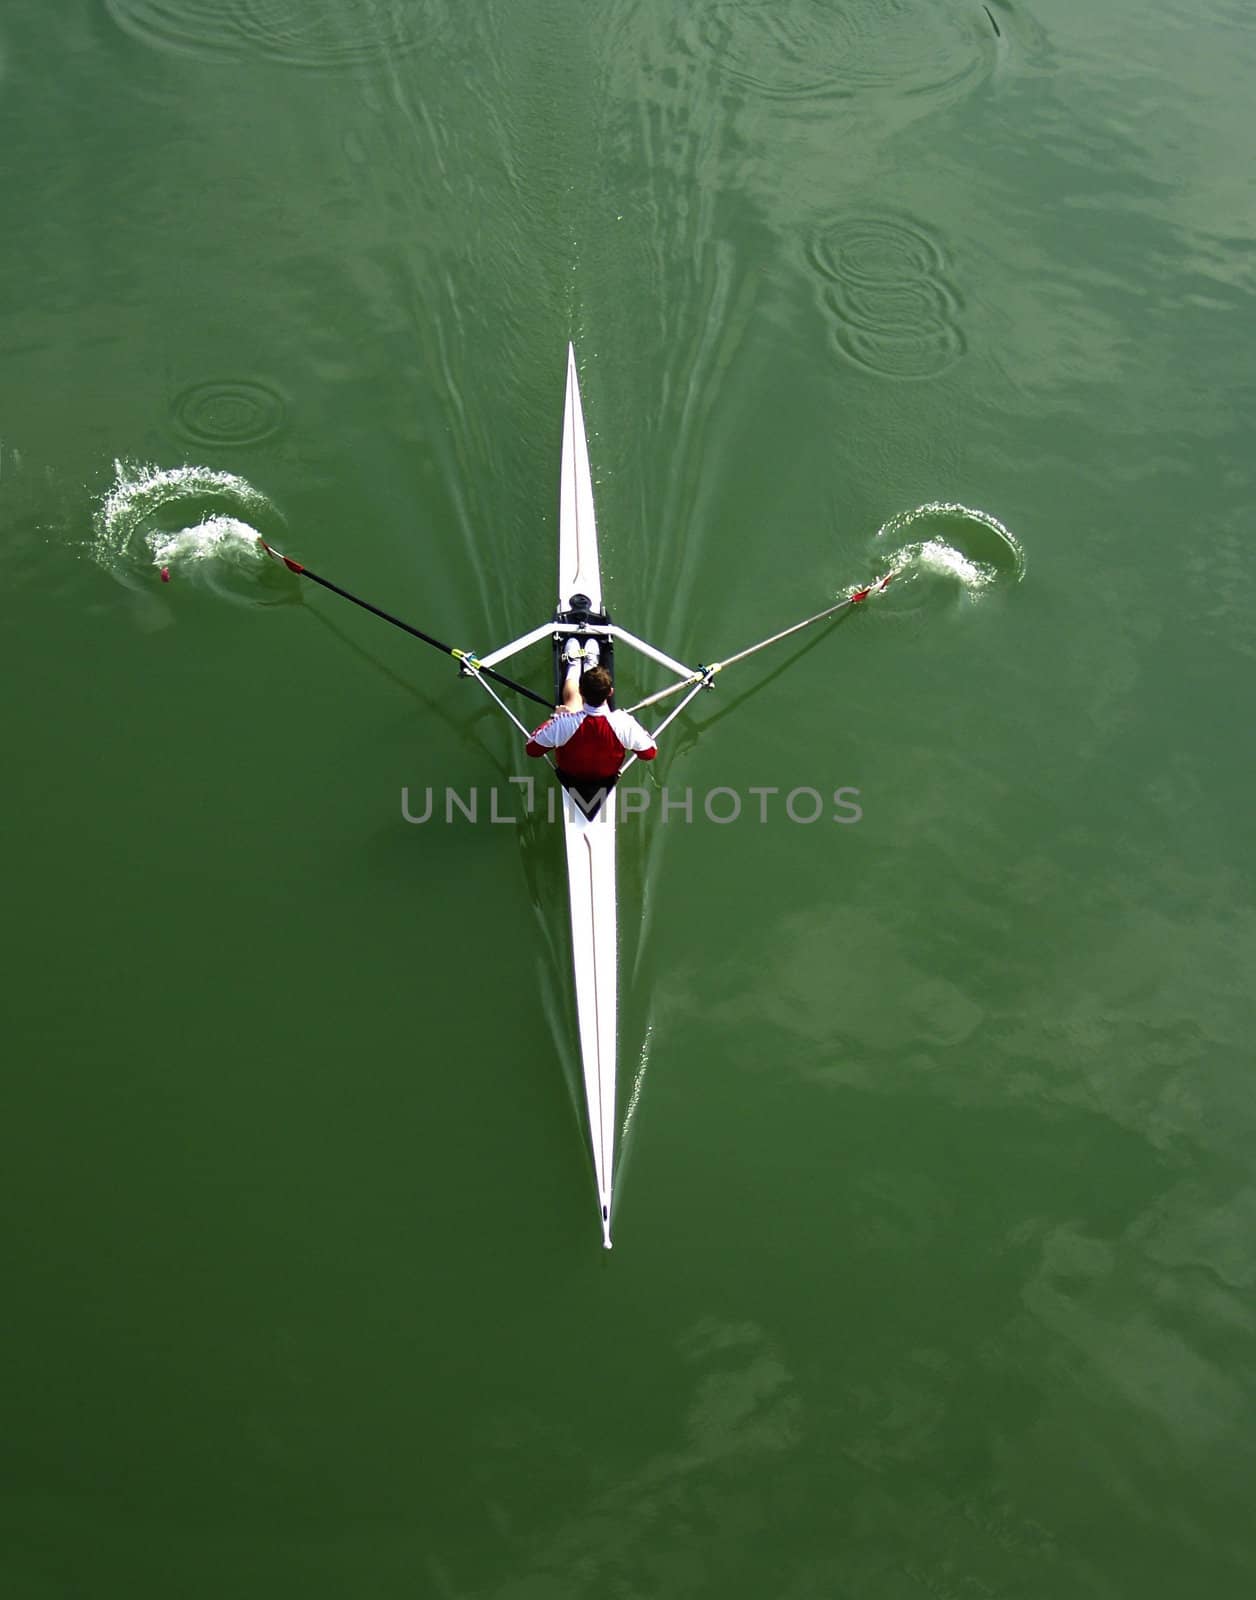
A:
[259,347,893,1249]
[556,344,617,1249]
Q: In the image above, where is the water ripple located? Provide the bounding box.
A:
[873,502,1025,612]
[692,0,989,104]
[90,460,294,612]
[104,0,447,69]
[810,215,946,285]
[810,216,966,380]
[172,379,287,448]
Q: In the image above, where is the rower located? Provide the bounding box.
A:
[525,639,658,783]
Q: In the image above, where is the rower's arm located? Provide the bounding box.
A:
[620,713,658,760]
[526,709,579,757]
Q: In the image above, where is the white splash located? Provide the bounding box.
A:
[621,1025,652,1141]
[890,536,998,591]
[91,459,288,612]
[148,513,264,571]
[871,501,1024,602]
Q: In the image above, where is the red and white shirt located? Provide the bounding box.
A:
[526,703,658,781]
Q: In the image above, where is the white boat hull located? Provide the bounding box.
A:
[561,789,616,1248]
[558,344,617,1249]
[559,345,603,613]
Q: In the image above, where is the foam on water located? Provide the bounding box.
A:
[889,535,997,591]
[148,513,265,570]
[866,501,1024,612]
[91,460,295,612]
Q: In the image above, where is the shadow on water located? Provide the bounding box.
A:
[644,507,1023,765]
[657,603,870,768]
[302,604,546,785]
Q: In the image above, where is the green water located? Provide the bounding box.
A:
[4,2,1255,1595]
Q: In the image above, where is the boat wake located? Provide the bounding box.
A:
[866,501,1024,612]
[90,460,297,616]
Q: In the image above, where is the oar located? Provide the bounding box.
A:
[624,572,895,717]
[257,537,551,709]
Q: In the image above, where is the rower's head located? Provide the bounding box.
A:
[580,665,613,706]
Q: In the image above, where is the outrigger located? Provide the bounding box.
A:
[259,344,891,1248]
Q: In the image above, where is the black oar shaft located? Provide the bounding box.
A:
[273,546,550,709]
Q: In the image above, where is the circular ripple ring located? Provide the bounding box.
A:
[808,217,945,287]
[835,321,967,382]
[812,214,965,381]
[835,278,962,336]
[172,380,287,448]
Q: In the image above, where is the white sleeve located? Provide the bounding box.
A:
[528,711,581,749]
[613,710,658,752]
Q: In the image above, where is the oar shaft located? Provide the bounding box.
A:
[647,675,712,743]
[711,584,880,673]
[623,574,892,717]
[261,540,550,709]
[619,672,714,779]
[624,673,703,717]
[295,564,451,653]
